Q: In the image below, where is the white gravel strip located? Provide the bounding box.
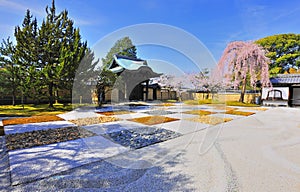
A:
[4,121,75,135]
[58,111,102,120]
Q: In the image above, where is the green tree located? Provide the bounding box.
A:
[14,9,42,104]
[96,67,117,106]
[58,11,87,100]
[38,0,87,107]
[101,36,137,67]
[0,37,19,105]
[255,34,300,76]
[72,49,99,104]
[0,69,11,97]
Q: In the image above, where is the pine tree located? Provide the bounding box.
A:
[0,37,19,105]
[14,9,41,104]
[72,49,99,104]
[101,36,137,67]
[38,0,87,107]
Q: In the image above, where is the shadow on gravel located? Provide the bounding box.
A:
[13,151,196,191]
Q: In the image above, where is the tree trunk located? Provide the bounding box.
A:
[239,76,247,103]
[49,82,54,108]
[12,85,16,106]
[69,89,72,104]
[12,94,16,106]
[97,86,105,107]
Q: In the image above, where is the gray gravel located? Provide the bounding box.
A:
[143,110,176,116]
[6,126,96,151]
[102,127,182,149]
[0,136,11,191]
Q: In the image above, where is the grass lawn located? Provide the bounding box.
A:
[0,103,73,117]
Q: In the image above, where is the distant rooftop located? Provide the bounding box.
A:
[108,55,147,73]
[270,74,300,84]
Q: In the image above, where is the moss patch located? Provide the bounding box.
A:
[184,110,216,116]
[70,116,120,126]
[225,110,255,116]
[185,116,232,125]
[129,116,179,125]
[3,115,64,126]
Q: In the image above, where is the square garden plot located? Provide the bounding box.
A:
[128,116,179,125]
[143,110,176,116]
[184,115,233,125]
[2,115,64,126]
[70,116,120,126]
[102,127,182,149]
[5,126,96,151]
[225,110,255,116]
[96,110,134,116]
[183,110,216,116]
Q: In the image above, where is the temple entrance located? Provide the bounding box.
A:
[129,84,143,101]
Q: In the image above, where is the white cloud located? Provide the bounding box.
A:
[0,0,44,17]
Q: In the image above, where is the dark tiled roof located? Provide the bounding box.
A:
[270,74,300,84]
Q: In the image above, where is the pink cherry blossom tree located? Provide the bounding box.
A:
[187,69,227,99]
[217,41,271,102]
[158,74,184,101]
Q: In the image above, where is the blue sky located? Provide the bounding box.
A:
[1,0,300,75]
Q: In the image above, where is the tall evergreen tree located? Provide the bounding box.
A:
[59,17,87,98]
[14,9,41,104]
[0,37,19,105]
[101,36,137,67]
[38,0,87,107]
[1,0,89,106]
[72,48,99,104]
